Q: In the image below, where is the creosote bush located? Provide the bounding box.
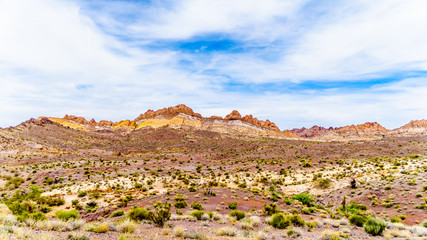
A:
[55,210,79,221]
[229,210,245,220]
[363,218,386,236]
[270,213,291,229]
[128,207,149,222]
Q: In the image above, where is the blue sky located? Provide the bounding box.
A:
[1,0,427,130]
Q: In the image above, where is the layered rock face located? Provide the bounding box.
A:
[40,105,290,138]
[134,104,202,122]
[63,115,114,127]
[292,125,333,138]
[391,119,427,136]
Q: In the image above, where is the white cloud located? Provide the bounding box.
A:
[0,0,426,132]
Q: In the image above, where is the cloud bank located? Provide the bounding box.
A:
[0,0,426,129]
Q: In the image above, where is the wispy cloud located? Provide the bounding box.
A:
[0,0,426,129]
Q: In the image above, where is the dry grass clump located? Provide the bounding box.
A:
[321,229,341,240]
[173,225,185,237]
[216,227,238,236]
[86,222,110,233]
[117,219,138,233]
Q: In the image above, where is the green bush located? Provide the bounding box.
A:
[191,210,205,220]
[174,201,187,209]
[316,178,331,189]
[191,202,203,210]
[149,201,171,227]
[270,213,291,229]
[55,210,79,221]
[422,220,427,228]
[292,193,314,206]
[363,218,386,236]
[290,214,306,227]
[78,191,87,198]
[229,210,245,220]
[349,214,367,227]
[29,212,46,221]
[390,216,401,223]
[263,203,279,216]
[128,207,149,222]
[228,202,238,210]
[111,210,124,218]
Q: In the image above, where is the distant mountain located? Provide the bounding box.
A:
[1,105,426,144]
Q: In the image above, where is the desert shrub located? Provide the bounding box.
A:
[174,201,187,209]
[230,210,245,220]
[5,177,24,189]
[191,202,203,210]
[191,210,204,220]
[148,201,171,227]
[292,193,314,206]
[117,219,138,233]
[44,196,65,206]
[287,229,301,238]
[77,191,87,198]
[29,212,46,221]
[111,210,125,217]
[128,207,149,222]
[321,230,341,240]
[216,227,237,236]
[290,214,306,227]
[390,216,401,223]
[228,202,238,209]
[349,214,367,227]
[363,218,386,236]
[87,222,109,233]
[422,220,427,228]
[301,207,315,215]
[316,178,331,189]
[306,221,316,232]
[55,210,79,221]
[263,203,279,216]
[270,213,291,229]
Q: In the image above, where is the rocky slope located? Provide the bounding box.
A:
[37,105,296,138]
[4,105,427,141]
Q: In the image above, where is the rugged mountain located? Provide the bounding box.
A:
[37,105,296,138]
[292,125,334,138]
[292,122,389,139]
[390,119,427,136]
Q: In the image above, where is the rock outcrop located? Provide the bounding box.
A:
[225,110,242,120]
[134,104,202,122]
[292,125,333,138]
[63,115,113,127]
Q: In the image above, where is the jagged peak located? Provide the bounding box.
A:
[398,119,427,129]
[134,104,202,122]
[62,115,114,127]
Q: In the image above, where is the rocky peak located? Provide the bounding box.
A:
[242,114,280,131]
[398,119,427,129]
[292,125,333,138]
[134,104,202,122]
[225,110,242,120]
[335,122,388,136]
[63,115,113,127]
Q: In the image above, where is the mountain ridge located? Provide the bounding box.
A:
[17,104,427,139]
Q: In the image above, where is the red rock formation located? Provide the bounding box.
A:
[335,122,388,135]
[64,115,89,125]
[134,104,202,122]
[209,116,223,120]
[292,125,333,138]
[241,114,280,131]
[398,119,427,129]
[63,115,113,127]
[225,110,242,120]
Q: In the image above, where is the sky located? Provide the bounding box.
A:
[1,0,427,130]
